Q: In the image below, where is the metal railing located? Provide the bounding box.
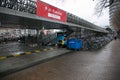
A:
[0,0,36,14]
[40,33,57,46]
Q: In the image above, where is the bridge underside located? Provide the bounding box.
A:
[0,7,107,33]
[0,7,77,31]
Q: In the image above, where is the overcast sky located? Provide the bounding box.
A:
[41,0,109,28]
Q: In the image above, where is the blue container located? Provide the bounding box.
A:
[67,38,82,50]
[57,36,65,41]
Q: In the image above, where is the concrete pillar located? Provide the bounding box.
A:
[36,29,40,45]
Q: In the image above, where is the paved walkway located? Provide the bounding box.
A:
[0,47,71,78]
[1,40,120,80]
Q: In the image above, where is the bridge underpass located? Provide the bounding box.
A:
[0,1,117,79]
[0,6,109,46]
[0,6,79,62]
[0,6,79,78]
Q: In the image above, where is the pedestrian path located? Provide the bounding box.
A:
[1,40,120,80]
[0,46,55,60]
[0,47,71,78]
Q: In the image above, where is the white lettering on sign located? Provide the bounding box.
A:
[48,13,61,20]
[54,11,62,15]
[69,42,75,43]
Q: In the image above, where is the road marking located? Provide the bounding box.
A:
[50,48,53,50]
[0,47,55,60]
[0,56,7,60]
[13,54,21,57]
[25,52,32,55]
[35,50,40,53]
[43,49,47,51]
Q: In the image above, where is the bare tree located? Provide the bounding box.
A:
[95,0,107,16]
[94,0,114,16]
[94,0,120,30]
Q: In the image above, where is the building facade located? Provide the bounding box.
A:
[109,0,120,30]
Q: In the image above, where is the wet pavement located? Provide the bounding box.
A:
[0,47,71,76]
[0,42,43,56]
[1,40,120,80]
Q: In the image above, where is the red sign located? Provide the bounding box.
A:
[36,0,67,22]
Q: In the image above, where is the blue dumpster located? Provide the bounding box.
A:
[67,38,82,50]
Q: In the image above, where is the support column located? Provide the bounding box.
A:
[36,29,40,45]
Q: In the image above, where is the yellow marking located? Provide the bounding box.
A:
[13,54,21,57]
[50,48,53,50]
[43,49,47,51]
[25,52,32,55]
[0,56,7,60]
[35,50,40,53]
